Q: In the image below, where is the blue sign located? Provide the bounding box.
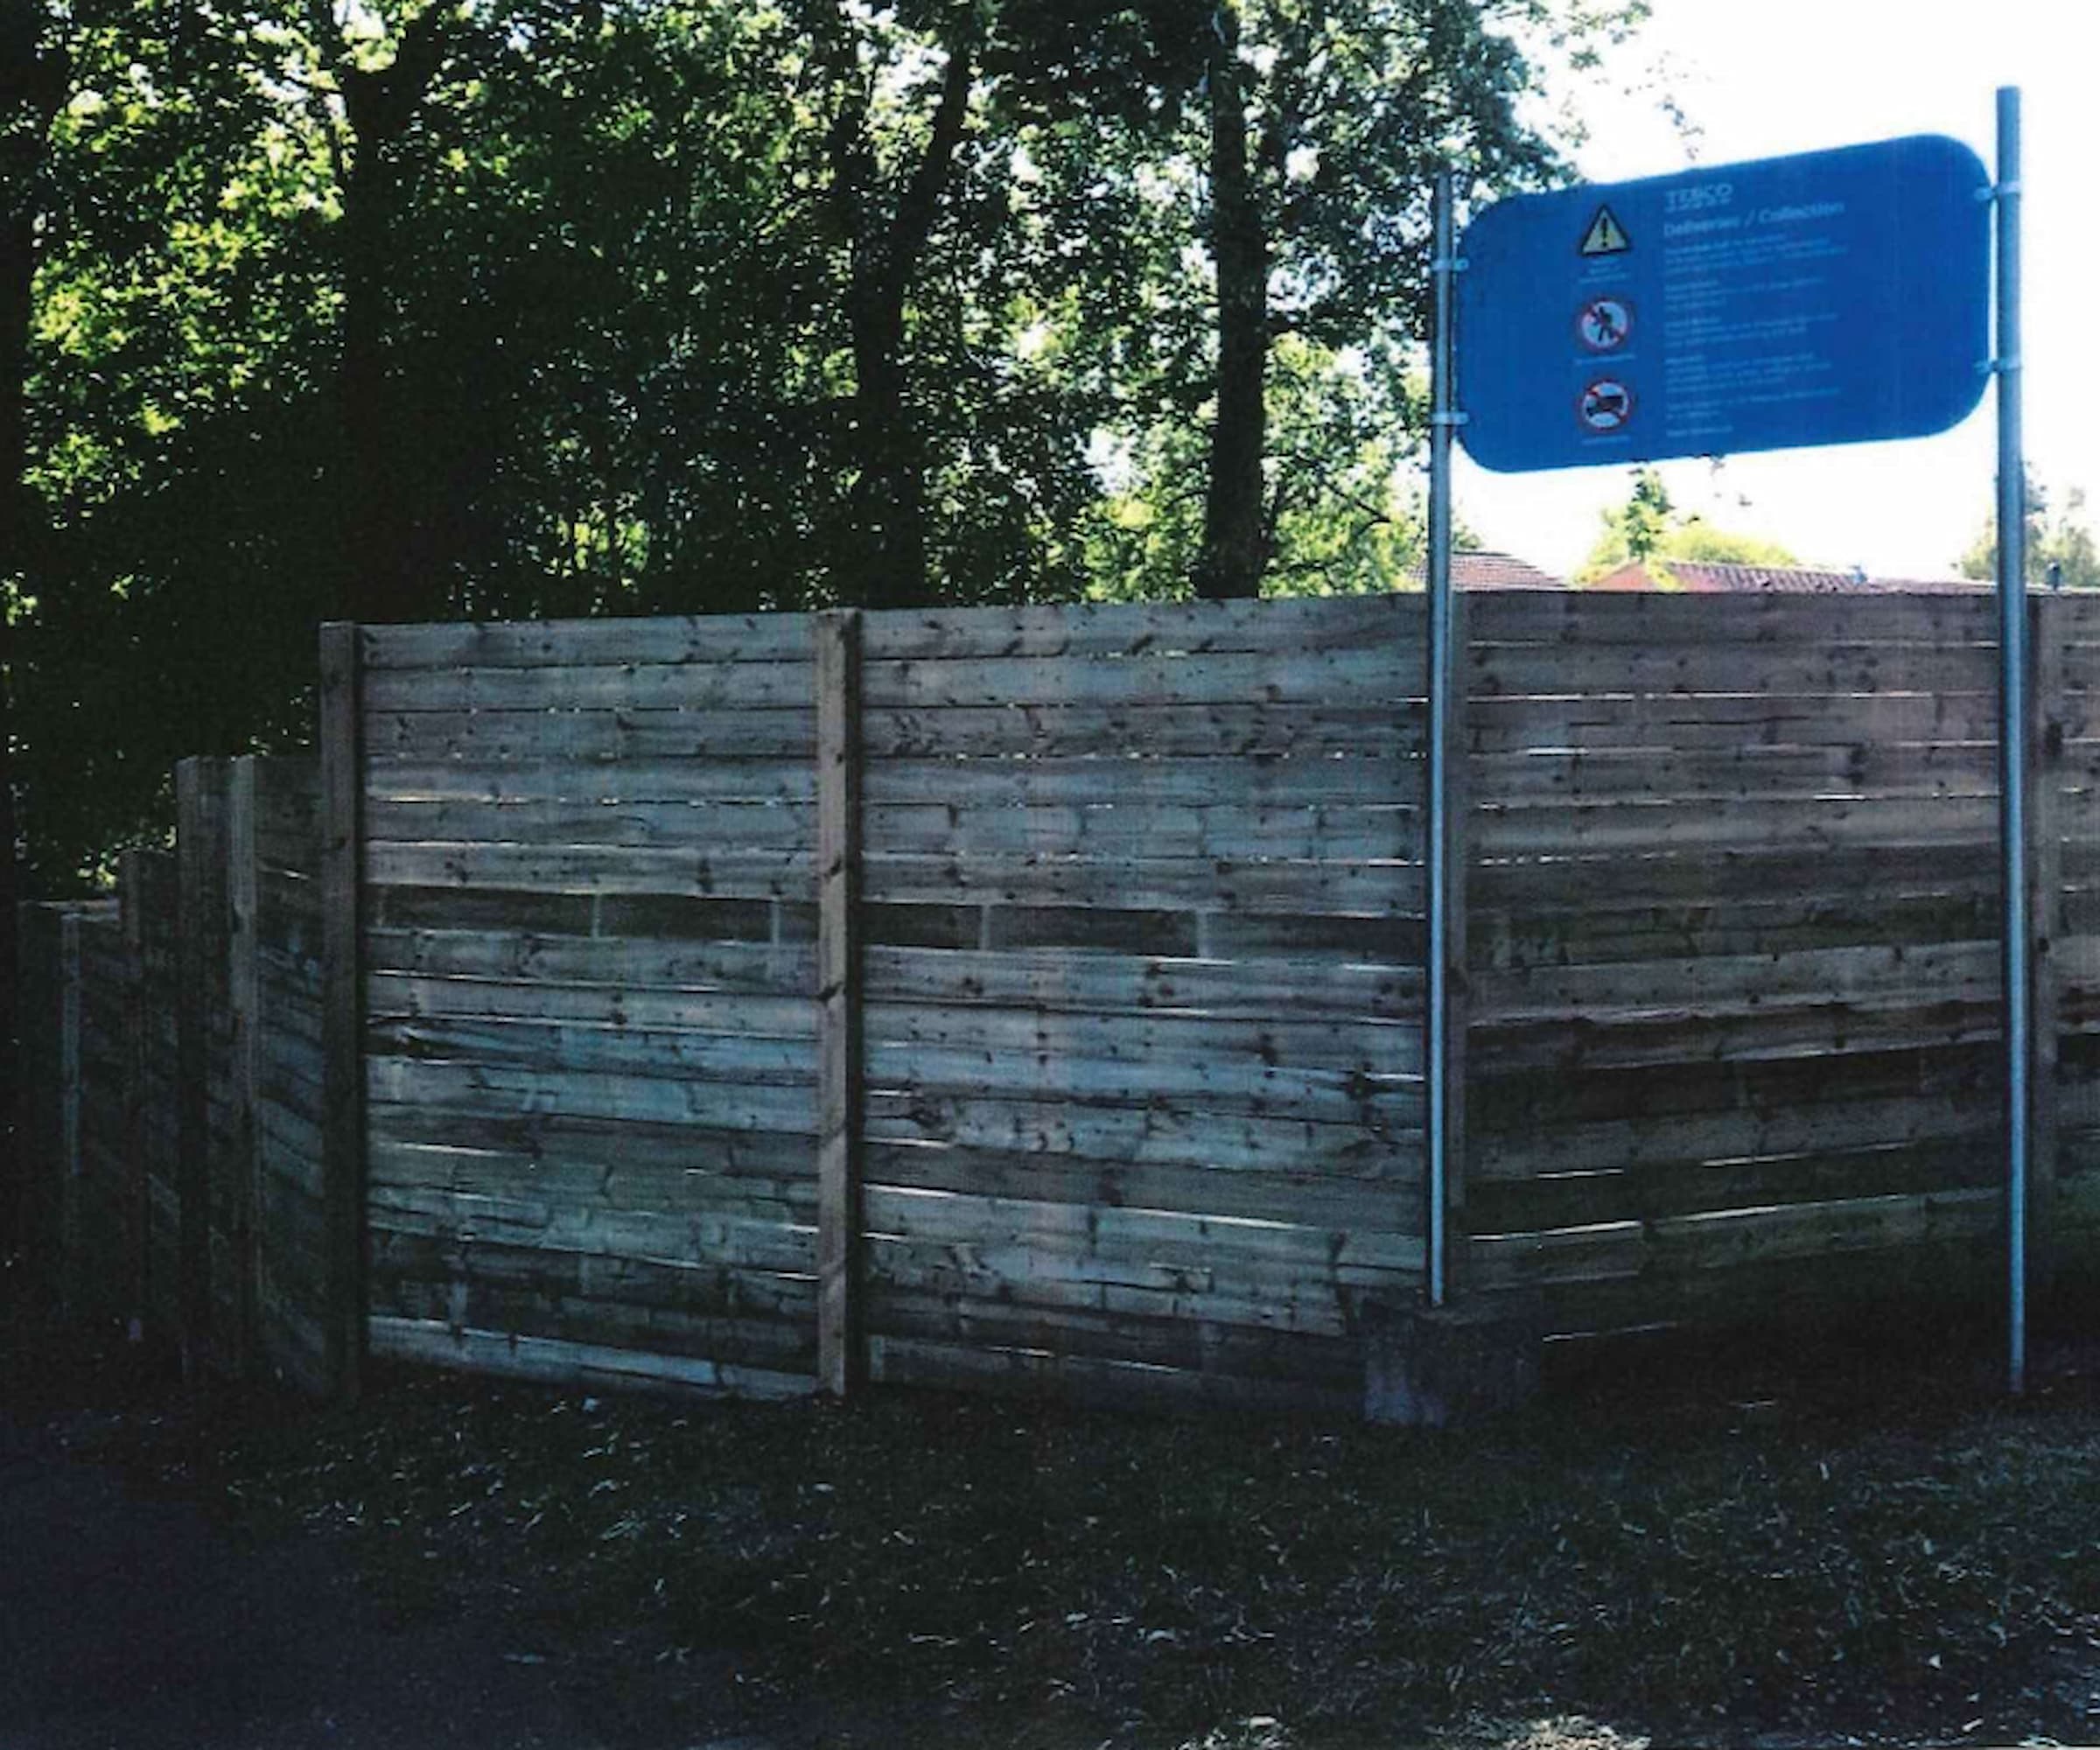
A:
[1456,136,1992,473]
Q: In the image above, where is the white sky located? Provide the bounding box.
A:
[1455,0,2100,580]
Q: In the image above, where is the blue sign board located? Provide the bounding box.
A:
[1456,136,1992,473]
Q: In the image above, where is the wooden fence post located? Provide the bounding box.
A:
[2029,592,2066,1284]
[318,626,367,1403]
[1433,589,1474,1300]
[174,759,212,1372]
[816,608,864,1397]
[228,757,262,1375]
[120,852,150,1334]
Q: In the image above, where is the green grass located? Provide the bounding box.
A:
[10,1270,2100,1748]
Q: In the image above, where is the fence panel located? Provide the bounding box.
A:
[1463,590,2008,1332]
[853,598,1429,1412]
[359,615,823,1397]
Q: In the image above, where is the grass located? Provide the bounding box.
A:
[8,1262,2100,1748]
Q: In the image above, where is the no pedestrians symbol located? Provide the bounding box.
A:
[1578,378,1633,433]
[1578,297,1632,352]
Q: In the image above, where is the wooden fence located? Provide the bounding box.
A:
[18,589,2100,1417]
[14,758,340,1393]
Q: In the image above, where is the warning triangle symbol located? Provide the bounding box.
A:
[1580,205,1631,256]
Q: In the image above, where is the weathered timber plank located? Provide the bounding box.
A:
[861,593,1422,662]
[1472,1087,1998,1180]
[858,852,1421,915]
[364,796,814,850]
[1481,999,2002,1075]
[861,1140,1421,1230]
[1471,739,1998,805]
[1467,690,2002,754]
[862,801,1417,864]
[362,841,814,900]
[365,973,814,1036]
[362,928,815,992]
[367,1185,813,1273]
[860,1183,1420,1273]
[1472,843,2000,914]
[1468,641,1995,702]
[228,758,262,1376]
[368,757,817,805]
[864,1235,1364,1338]
[367,1316,817,1400]
[864,1333,1361,1418]
[366,1104,815,1180]
[368,1138,814,1222]
[366,707,816,764]
[365,1059,818,1135]
[862,1088,1415,1177]
[362,659,816,713]
[368,1230,816,1320]
[863,944,1418,1020]
[866,1285,1361,1386]
[863,1002,1421,1077]
[1475,940,2001,1021]
[859,644,1416,712]
[864,1039,1420,1129]
[1466,589,1997,648]
[1467,1133,2002,1235]
[1474,793,1998,858]
[863,752,1422,810]
[365,1015,816,1084]
[863,704,1423,761]
[360,612,816,670]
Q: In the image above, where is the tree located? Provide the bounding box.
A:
[1574,466,1801,582]
[1959,472,2100,590]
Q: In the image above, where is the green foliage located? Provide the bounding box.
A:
[1959,473,2100,590]
[5,0,1648,884]
[1576,467,1801,582]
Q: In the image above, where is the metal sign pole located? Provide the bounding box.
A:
[1426,171,1460,1309]
[1996,86,2029,1396]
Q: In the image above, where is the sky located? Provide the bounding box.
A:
[1454,0,2100,581]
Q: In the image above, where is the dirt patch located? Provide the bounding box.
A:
[8,1265,2100,1748]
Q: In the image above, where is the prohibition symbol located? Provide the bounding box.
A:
[1578,378,1634,433]
[1577,296,1632,353]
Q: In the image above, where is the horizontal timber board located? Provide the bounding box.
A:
[365,796,815,850]
[864,1333,1361,1418]
[863,1140,1420,1230]
[1466,590,1998,647]
[368,1139,814,1222]
[362,660,815,712]
[366,1014,816,1085]
[1467,643,1994,701]
[858,852,1421,915]
[363,841,814,901]
[370,758,817,805]
[862,752,1423,810]
[1470,739,2000,804]
[368,1185,814,1272]
[862,802,1418,864]
[863,1039,1420,1128]
[858,645,1418,710]
[366,1059,818,1135]
[369,1230,816,1320]
[368,1103,816,1174]
[1467,1186,2003,1292]
[367,1317,817,1401]
[365,929,815,991]
[860,594,1422,661]
[1472,794,1998,858]
[1479,1000,2002,1076]
[862,1088,1415,1177]
[366,708,816,763]
[367,972,815,1036]
[866,1285,1360,1386]
[1467,690,2002,753]
[863,704,1423,761]
[361,614,816,669]
[863,944,1418,1020]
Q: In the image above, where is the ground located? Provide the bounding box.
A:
[4,1261,2100,1749]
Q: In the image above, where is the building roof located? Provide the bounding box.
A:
[1410,550,1566,590]
[1581,560,1987,594]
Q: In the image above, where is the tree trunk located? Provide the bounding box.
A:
[829,11,972,612]
[1194,2,1270,602]
[335,17,452,626]
[0,4,66,1262]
